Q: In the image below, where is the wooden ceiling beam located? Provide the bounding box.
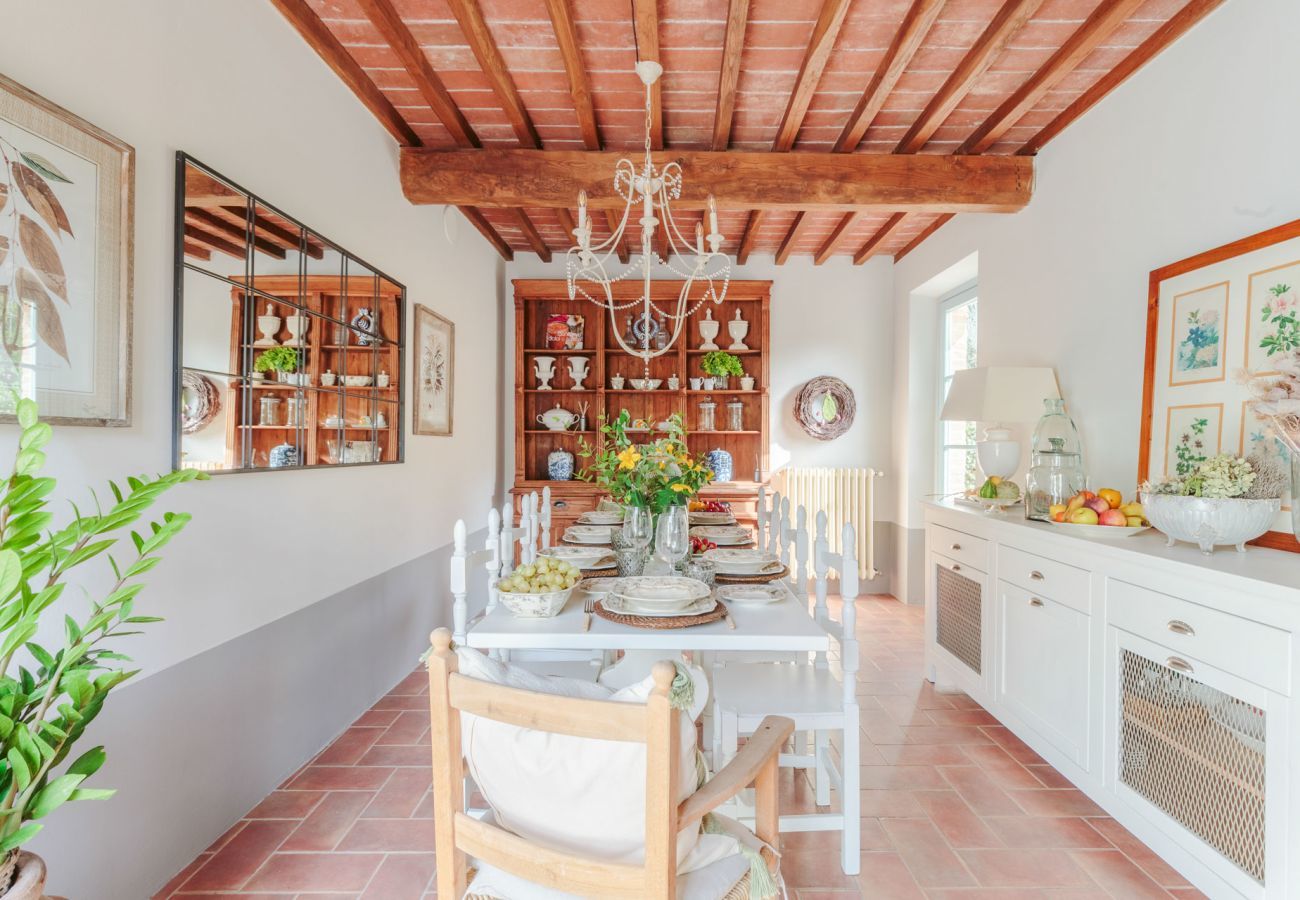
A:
[458,207,514,261]
[605,210,631,264]
[1018,0,1226,156]
[185,208,286,259]
[737,211,766,265]
[775,212,817,265]
[835,0,946,152]
[895,0,1044,154]
[400,149,1034,212]
[545,0,600,151]
[511,210,552,262]
[773,0,854,152]
[268,0,419,146]
[212,206,326,260]
[446,0,541,148]
[184,223,248,260]
[958,0,1149,155]
[711,0,750,151]
[894,213,953,261]
[632,0,663,150]
[853,212,907,264]
[183,241,211,262]
[813,212,862,265]
[355,0,479,148]
[556,208,577,245]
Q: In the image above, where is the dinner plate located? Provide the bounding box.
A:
[603,593,717,618]
[702,548,782,575]
[579,510,624,525]
[690,525,751,546]
[577,576,624,594]
[612,575,712,607]
[563,527,613,544]
[690,511,736,526]
[716,583,785,604]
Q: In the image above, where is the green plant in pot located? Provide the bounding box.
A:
[0,399,204,896]
[700,351,743,389]
[253,346,300,383]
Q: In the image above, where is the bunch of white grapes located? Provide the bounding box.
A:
[500,557,581,594]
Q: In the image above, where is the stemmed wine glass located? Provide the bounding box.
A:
[654,506,690,572]
[623,506,653,555]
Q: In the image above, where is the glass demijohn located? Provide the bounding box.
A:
[1026,398,1086,521]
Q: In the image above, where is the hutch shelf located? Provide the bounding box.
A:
[511,279,772,541]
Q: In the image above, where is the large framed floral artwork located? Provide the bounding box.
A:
[0,75,134,425]
[413,304,453,436]
[1140,218,1300,552]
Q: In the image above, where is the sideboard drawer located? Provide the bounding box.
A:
[1108,579,1292,695]
[930,524,989,573]
[998,545,1090,614]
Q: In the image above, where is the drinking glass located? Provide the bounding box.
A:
[623,506,653,553]
[654,506,690,570]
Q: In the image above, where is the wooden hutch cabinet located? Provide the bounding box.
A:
[511,279,771,543]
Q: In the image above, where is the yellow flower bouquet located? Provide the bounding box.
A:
[577,410,713,513]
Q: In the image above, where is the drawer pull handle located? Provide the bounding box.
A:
[951,563,961,572]
[1029,597,1044,607]
[1167,619,1195,637]
[1030,570,1045,581]
[1166,656,1195,674]
[553,500,568,509]
[951,543,962,551]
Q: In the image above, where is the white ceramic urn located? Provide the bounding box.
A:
[727,309,749,350]
[698,308,720,350]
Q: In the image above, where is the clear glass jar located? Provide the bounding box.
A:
[726,398,744,432]
[1026,398,1086,521]
[286,395,305,427]
[698,396,717,432]
[258,396,281,427]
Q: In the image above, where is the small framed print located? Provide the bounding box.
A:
[413,304,453,436]
[1162,403,1223,479]
[1168,281,1227,386]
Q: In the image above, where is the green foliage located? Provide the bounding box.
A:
[254,347,299,374]
[699,351,743,379]
[0,397,204,860]
[576,411,713,514]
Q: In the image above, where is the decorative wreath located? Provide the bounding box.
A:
[180,371,221,434]
[793,376,856,441]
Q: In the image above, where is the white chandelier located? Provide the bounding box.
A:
[564,60,731,367]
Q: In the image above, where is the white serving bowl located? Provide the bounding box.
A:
[629,378,663,391]
[1140,492,1282,555]
[498,585,574,618]
[343,375,373,387]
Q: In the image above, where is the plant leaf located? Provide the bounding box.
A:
[0,822,41,853]
[16,399,39,429]
[29,773,86,818]
[12,163,73,238]
[17,216,68,302]
[0,235,7,269]
[66,745,105,778]
[6,748,30,791]
[15,269,70,363]
[20,152,72,184]
[0,181,7,214]
[0,550,22,601]
[67,787,114,802]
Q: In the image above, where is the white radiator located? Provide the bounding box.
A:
[770,466,882,580]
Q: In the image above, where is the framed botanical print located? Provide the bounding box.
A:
[1140,218,1300,552]
[413,304,453,436]
[0,74,134,425]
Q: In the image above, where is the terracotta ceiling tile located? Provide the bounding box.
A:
[404,22,466,45]
[660,47,726,71]
[747,0,826,20]
[909,46,979,71]
[1034,0,1103,19]
[391,0,457,16]
[438,69,496,90]
[935,0,1009,22]
[1131,0,1188,18]
[989,46,1059,72]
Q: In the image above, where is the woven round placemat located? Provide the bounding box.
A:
[714,563,789,584]
[594,599,727,629]
[563,537,613,547]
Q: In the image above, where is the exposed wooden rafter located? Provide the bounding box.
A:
[773,0,853,152]
[184,208,286,259]
[184,223,247,260]
[211,206,324,259]
[446,0,541,148]
[711,0,750,151]
[545,0,600,151]
[605,210,631,264]
[556,208,577,245]
[632,0,663,150]
[895,0,1044,154]
[400,149,1034,212]
[957,0,1148,155]
[737,211,766,265]
[511,210,552,262]
[853,213,907,265]
[459,207,514,261]
[894,214,952,261]
[775,213,817,265]
[183,240,212,262]
[813,212,861,265]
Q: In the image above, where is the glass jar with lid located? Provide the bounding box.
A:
[726,397,744,432]
[258,395,282,427]
[697,395,717,432]
[1025,398,1086,521]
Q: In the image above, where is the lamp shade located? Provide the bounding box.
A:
[940,367,1060,423]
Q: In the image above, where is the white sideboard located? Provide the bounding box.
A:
[923,500,1300,900]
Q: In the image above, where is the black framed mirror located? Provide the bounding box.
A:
[172,154,405,473]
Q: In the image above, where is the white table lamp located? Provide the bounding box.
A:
[940,367,1060,479]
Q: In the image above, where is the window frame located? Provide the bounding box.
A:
[936,282,979,496]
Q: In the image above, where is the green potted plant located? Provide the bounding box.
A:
[0,399,203,896]
[254,346,301,384]
[700,351,743,390]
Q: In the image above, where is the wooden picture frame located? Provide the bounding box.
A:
[413,303,454,436]
[0,74,134,426]
[1140,218,1300,553]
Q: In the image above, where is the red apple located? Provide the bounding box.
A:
[1099,508,1128,527]
[1085,497,1110,514]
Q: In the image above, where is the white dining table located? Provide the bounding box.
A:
[465,579,829,687]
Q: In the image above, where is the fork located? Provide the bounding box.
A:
[583,593,596,632]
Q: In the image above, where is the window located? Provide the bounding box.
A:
[938,284,978,496]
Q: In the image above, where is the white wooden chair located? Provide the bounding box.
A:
[710,512,862,874]
[427,628,793,900]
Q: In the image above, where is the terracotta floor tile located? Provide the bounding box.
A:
[355,708,401,728]
[781,847,860,890]
[872,744,971,767]
[957,848,1093,888]
[859,765,948,791]
[242,851,384,892]
[204,821,246,854]
[859,788,925,818]
[1085,817,1193,888]
[360,852,437,898]
[912,791,1000,849]
[1069,849,1171,898]
[180,821,295,891]
[1008,789,1106,818]
[389,669,429,695]
[960,745,1047,790]
[281,791,373,852]
[287,765,394,792]
[372,693,429,711]
[924,707,1001,727]
[852,851,926,898]
[880,817,976,888]
[981,726,1047,765]
[937,767,1023,817]
[337,816,437,852]
[315,726,384,766]
[983,816,1112,849]
[245,790,325,820]
[376,710,431,746]
[1025,763,1077,789]
[152,852,211,898]
[900,725,994,746]
[357,743,431,767]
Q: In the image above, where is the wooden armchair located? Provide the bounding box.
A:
[427,628,794,899]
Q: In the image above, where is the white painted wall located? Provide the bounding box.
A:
[890,0,1298,593]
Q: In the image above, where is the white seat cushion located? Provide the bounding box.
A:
[713,662,844,723]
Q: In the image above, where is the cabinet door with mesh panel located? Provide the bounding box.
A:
[930,552,987,699]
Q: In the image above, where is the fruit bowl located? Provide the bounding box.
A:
[1049,520,1150,539]
[497,585,574,618]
